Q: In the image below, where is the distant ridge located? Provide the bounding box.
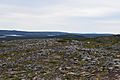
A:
[0,30,113,40]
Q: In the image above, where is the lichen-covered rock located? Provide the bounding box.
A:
[0,38,119,80]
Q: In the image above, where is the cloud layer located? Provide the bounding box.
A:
[0,0,120,33]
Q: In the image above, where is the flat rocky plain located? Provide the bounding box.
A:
[0,36,120,80]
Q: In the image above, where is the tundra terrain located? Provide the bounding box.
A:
[0,35,120,80]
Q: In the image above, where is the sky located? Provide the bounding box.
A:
[0,0,120,33]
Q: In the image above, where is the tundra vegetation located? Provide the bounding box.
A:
[0,35,120,80]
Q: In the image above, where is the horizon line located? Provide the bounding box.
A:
[0,29,119,34]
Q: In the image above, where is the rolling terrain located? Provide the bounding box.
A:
[0,30,112,40]
[0,35,119,80]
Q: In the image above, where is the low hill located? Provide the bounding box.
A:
[0,30,113,40]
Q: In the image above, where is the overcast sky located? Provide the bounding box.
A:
[0,0,120,33]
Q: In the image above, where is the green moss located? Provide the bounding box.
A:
[49,60,58,65]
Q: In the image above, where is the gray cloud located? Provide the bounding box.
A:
[0,0,120,33]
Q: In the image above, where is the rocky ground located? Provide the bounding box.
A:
[0,36,120,80]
